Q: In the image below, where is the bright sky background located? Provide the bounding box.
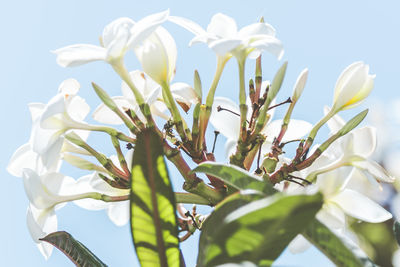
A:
[2,0,400,266]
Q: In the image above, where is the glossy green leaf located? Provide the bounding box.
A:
[192,162,275,195]
[198,193,323,267]
[130,129,180,267]
[40,231,107,267]
[303,219,377,267]
[197,191,266,266]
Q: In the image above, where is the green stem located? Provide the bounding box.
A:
[175,192,211,205]
[112,60,154,127]
[161,82,188,142]
[237,58,248,142]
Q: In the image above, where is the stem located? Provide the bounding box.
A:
[112,60,155,127]
[175,192,211,205]
[201,56,230,144]
[304,109,336,153]
[161,82,188,143]
[111,136,130,175]
[238,58,248,142]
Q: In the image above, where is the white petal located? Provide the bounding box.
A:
[353,159,395,183]
[262,119,312,142]
[58,78,80,96]
[92,96,132,125]
[207,13,237,38]
[288,234,311,254]
[28,103,45,122]
[8,143,39,177]
[53,44,107,67]
[40,138,63,172]
[316,202,346,229]
[209,38,241,55]
[106,25,130,59]
[332,189,392,223]
[26,205,57,259]
[168,16,207,36]
[40,94,66,126]
[171,82,198,108]
[107,201,130,226]
[73,174,109,210]
[102,17,134,48]
[209,97,240,140]
[238,22,276,38]
[67,96,90,122]
[351,127,376,157]
[248,35,284,60]
[128,9,170,48]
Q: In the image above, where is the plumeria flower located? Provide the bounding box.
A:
[7,80,90,178]
[306,107,394,185]
[53,10,169,67]
[169,13,283,61]
[22,168,79,259]
[286,164,392,253]
[209,93,312,158]
[93,70,198,125]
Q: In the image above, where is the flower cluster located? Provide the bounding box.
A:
[9,9,394,265]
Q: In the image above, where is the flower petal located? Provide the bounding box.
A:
[128,9,170,48]
[262,119,312,142]
[107,201,130,226]
[353,159,395,183]
[316,202,346,229]
[207,13,237,38]
[238,22,276,38]
[8,143,40,177]
[171,82,198,112]
[248,35,284,60]
[332,189,392,223]
[53,44,107,67]
[168,16,207,36]
[26,205,57,259]
[208,38,241,55]
[351,127,376,157]
[102,17,135,48]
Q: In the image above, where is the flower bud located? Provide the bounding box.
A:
[332,62,375,112]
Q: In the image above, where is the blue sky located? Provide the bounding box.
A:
[1,0,399,266]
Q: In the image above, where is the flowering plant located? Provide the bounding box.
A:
[8,10,397,266]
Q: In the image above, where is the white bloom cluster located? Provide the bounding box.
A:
[8,10,394,262]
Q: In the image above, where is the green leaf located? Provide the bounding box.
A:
[394,221,400,246]
[130,128,180,267]
[192,162,275,195]
[197,191,266,266]
[303,219,377,267]
[198,193,323,266]
[39,231,107,267]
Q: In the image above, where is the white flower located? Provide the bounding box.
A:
[310,107,395,185]
[93,70,198,124]
[53,10,169,67]
[331,61,375,113]
[22,168,78,259]
[210,94,312,158]
[169,13,283,60]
